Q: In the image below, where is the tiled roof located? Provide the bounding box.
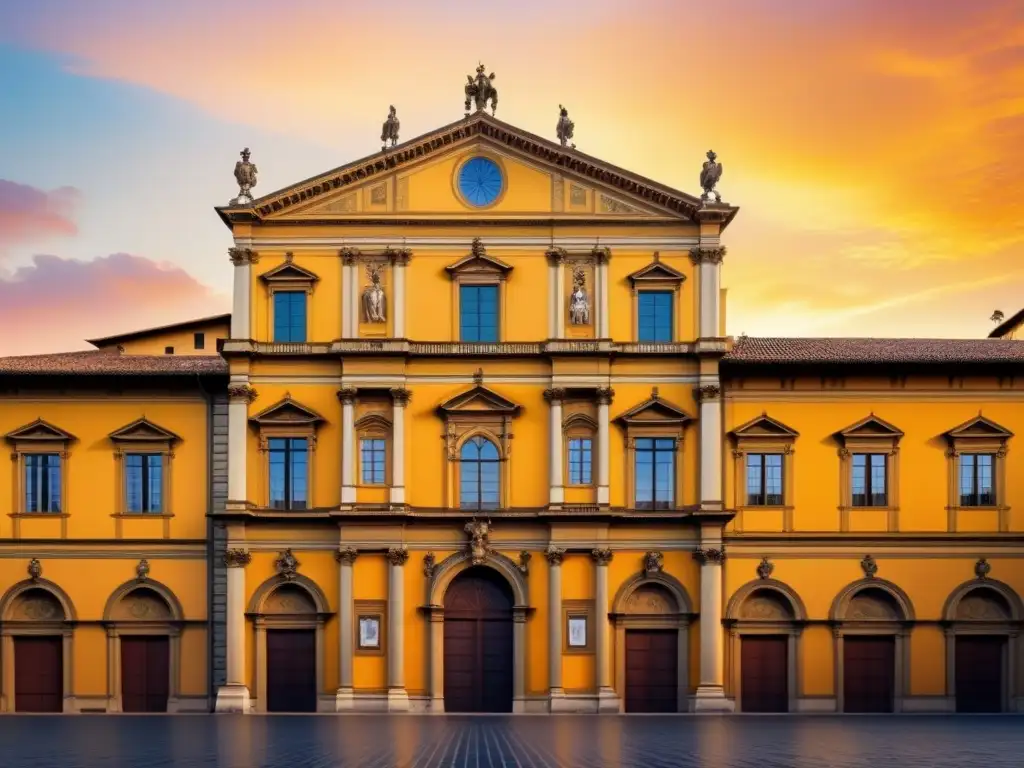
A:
[724,337,1024,366]
[0,350,228,376]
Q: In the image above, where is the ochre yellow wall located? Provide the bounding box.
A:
[94,319,230,356]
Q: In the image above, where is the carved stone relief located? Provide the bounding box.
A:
[956,591,1011,622]
[624,584,675,615]
[370,183,387,204]
[643,551,664,575]
[10,589,63,621]
[740,591,793,621]
[113,589,172,621]
[599,195,637,214]
[847,589,899,621]
[264,584,317,615]
[570,184,587,206]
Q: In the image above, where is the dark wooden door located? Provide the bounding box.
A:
[14,636,63,712]
[443,567,514,713]
[741,635,788,712]
[266,629,317,712]
[625,629,678,712]
[121,636,170,712]
[843,636,895,713]
[956,636,1005,713]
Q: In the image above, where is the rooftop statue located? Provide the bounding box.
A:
[699,149,723,204]
[556,105,575,148]
[465,64,498,115]
[232,147,258,205]
[381,105,400,151]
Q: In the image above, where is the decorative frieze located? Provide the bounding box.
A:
[275,549,300,581]
[692,548,726,566]
[386,547,410,566]
[335,547,359,565]
[591,548,614,566]
[227,384,258,404]
[228,247,259,265]
[224,549,252,568]
[545,545,566,566]
[643,551,664,575]
[756,556,774,580]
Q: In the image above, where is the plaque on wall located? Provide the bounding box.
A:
[567,616,588,648]
[358,616,381,649]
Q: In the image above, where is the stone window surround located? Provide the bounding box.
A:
[562,599,595,656]
[109,418,180,538]
[260,255,319,344]
[354,599,386,656]
[615,393,692,511]
[835,416,903,532]
[446,244,513,343]
[626,255,687,344]
[355,412,392,488]
[250,396,325,510]
[563,412,598,489]
[943,417,1012,532]
[729,414,798,533]
[6,419,74,538]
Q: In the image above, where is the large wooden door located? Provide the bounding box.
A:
[625,629,678,712]
[14,636,63,712]
[443,567,514,713]
[956,636,1005,713]
[266,629,317,712]
[741,635,788,712]
[843,636,895,713]
[121,636,169,712]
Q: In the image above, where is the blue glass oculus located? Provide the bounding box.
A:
[458,157,503,207]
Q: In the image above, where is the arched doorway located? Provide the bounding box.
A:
[443,566,514,712]
[831,580,914,713]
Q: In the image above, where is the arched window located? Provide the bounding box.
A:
[460,436,500,510]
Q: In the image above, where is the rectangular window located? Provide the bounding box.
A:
[960,454,995,507]
[360,438,386,485]
[746,453,783,505]
[268,437,308,510]
[125,454,163,513]
[24,453,61,513]
[567,437,593,485]
[459,284,499,342]
[638,291,673,342]
[851,453,887,507]
[634,437,675,509]
[193,332,205,350]
[273,291,307,342]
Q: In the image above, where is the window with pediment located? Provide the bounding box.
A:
[835,414,902,531]
[437,381,521,509]
[626,255,686,343]
[259,256,319,343]
[108,418,181,516]
[250,395,325,510]
[942,415,1012,531]
[730,414,799,531]
[5,419,75,518]
[614,389,692,510]
[445,239,513,343]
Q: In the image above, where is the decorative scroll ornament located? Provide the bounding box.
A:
[275,549,300,581]
[756,556,774,580]
[556,105,575,148]
[545,545,566,566]
[362,263,387,324]
[386,547,410,566]
[381,105,400,150]
[136,559,151,582]
[975,557,991,580]
[860,554,878,579]
[699,149,723,204]
[334,546,358,565]
[568,266,590,326]
[693,548,726,565]
[27,558,42,582]
[518,551,532,574]
[423,552,437,578]
[232,147,258,205]
[465,519,492,565]
[643,551,664,575]
[224,549,252,568]
[591,548,614,566]
[464,64,498,115]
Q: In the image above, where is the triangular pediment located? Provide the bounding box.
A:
[250,395,325,426]
[836,414,903,440]
[5,418,76,443]
[731,413,799,439]
[614,391,692,426]
[258,260,319,284]
[437,385,521,416]
[944,415,1013,441]
[627,257,687,285]
[108,417,181,444]
[446,239,513,277]
[217,113,738,227]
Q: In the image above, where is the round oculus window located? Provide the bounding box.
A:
[458,156,503,207]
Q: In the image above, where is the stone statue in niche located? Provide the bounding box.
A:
[362,263,387,323]
[568,266,590,325]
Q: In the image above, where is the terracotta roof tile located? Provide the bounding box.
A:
[724,337,1024,366]
[0,350,228,376]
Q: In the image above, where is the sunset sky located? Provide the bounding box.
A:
[1,0,1022,354]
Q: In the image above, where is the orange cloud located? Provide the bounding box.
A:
[0,253,227,355]
[0,180,79,251]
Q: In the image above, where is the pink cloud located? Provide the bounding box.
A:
[0,180,79,250]
[0,253,227,355]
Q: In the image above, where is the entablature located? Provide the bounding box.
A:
[220,339,721,358]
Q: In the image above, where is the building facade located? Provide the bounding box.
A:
[1,99,1023,715]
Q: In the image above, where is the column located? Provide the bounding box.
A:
[386,547,410,711]
[429,610,445,713]
[596,249,610,339]
[545,389,565,506]
[228,247,255,339]
[227,381,255,507]
[215,549,251,712]
[592,548,619,711]
[596,388,613,506]
[390,389,410,505]
[546,546,566,711]
[335,547,357,710]
[693,532,731,711]
[697,384,723,511]
[391,250,410,338]
[339,388,357,505]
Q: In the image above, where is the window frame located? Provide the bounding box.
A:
[259,256,319,343]
[355,411,392,489]
[745,453,785,507]
[458,284,500,343]
[626,256,686,344]
[958,453,996,508]
[636,290,675,343]
[4,419,75,537]
[835,415,903,532]
[615,390,692,511]
[250,395,325,511]
[943,415,1011,532]
[633,436,677,510]
[107,417,180,536]
[729,414,799,533]
[445,241,513,343]
[850,452,888,508]
[123,452,167,514]
[271,290,309,343]
[458,434,502,511]
[563,412,598,488]
[266,436,310,511]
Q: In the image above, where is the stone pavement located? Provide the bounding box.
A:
[0,714,1020,767]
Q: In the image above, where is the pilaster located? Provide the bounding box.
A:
[596,388,614,506]
[546,546,567,711]
[545,389,565,506]
[228,247,257,339]
[386,546,410,711]
[338,388,357,506]
[596,247,610,339]
[693,529,732,711]
[390,249,410,338]
[226,382,256,510]
[335,547,357,710]
[215,547,251,713]
[696,384,723,512]
[390,389,411,506]
[592,548,620,712]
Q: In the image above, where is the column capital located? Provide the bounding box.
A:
[337,387,358,404]
[228,247,259,265]
[545,246,568,266]
[224,549,252,568]
[386,546,410,566]
[390,387,412,406]
[688,246,727,265]
[227,384,258,404]
[340,247,360,265]
[591,548,613,566]
[592,246,611,264]
[596,387,615,405]
[695,384,722,402]
[692,547,726,565]
[386,247,413,266]
[543,387,567,403]
[335,546,358,565]
[545,545,566,566]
